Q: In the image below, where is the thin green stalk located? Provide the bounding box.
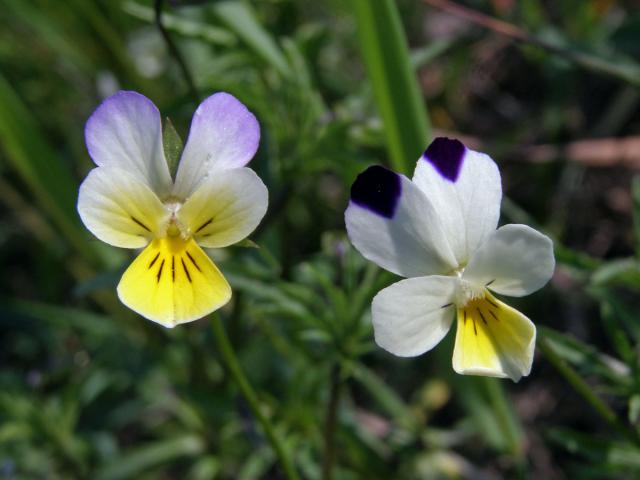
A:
[537,331,638,443]
[210,316,300,480]
[321,366,342,480]
[351,0,431,173]
[481,377,523,457]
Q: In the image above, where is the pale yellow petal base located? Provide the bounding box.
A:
[117,236,231,327]
[452,291,536,382]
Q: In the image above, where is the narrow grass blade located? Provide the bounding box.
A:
[351,0,431,174]
[212,1,292,79]
[95,435,204,480]
[123,1,237,46]
[0,75,103,265]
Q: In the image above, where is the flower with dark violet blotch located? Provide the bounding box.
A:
[78,91,267,327]
[345,137,555,382]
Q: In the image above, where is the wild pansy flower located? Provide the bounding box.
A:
[345,137,555,381]
[78,91,267,327]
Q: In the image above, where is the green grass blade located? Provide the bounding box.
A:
[123,1,237,46]
[95,435,204,480]
[212,1,292,79]
[0,74,103,265]
[351,0,431,174]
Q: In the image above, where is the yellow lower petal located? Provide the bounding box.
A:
[452,291,535,382]
[117,236,231,327]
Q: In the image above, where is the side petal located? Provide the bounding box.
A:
[372,276,457,357]
[85,91,172,197]
[177,168,268,248]
[452,292,536,382]
[173,92,260,199]
[345,165,457,278]
[413,137,502,265]
[117,236,232,327]
[77,167,169,248]
[463,224,555,297]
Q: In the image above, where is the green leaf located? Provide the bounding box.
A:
[592,290,640,345]
[349,363,419,435]
[2,297,113,339]
[537,326,631,388]
[547,427,640,470]
[233,238,260,249]
[629,395,640,427]
[95,435,204,480]
[591,258,640,290]
[163,117,184,179]
[189,456,221,480]
[449,376,524,457]
[410,40,455,69]
[212,1,291,78]
[351,0,431,174]
[534,30,640,88]
[224,273,310,320]
[123,1,237,46]
[0,74,103,265]
[72,269,123,298]
[599,299,636,366]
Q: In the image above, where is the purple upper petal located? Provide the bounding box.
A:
[350,165,401,219]
[84,91,172,196]
[172,92,260,199]
[422,137,466,182]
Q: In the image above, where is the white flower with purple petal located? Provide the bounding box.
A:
[345,137,555,382]
[78,91,267,327]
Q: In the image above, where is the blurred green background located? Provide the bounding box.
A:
[2,0,640,478]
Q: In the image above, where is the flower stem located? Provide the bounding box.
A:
[321,365,342,480]
[537,331,638,443]
[210,316,300,480]
[480,377,523,457]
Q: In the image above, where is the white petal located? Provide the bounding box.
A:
[345,166,457,278]
[85,91,172,197]
[173,92,260,199]
[77,167,170,248]
[413,137,502,265]
[452,292,536,382]
[177,168,268,248]
[463,224,555,297]
[372,276,457,357]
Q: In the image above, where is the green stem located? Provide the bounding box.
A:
[210,316,300,480]
[481,377,523,457]
[321,366,341,480]
[537,332,638,443]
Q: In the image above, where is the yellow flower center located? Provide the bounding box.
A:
[454,278,485,307]
[162,199,189,239]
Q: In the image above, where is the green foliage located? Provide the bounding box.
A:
[163,117,184,179]
[351,0,431,173]
[2,0,640,478]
